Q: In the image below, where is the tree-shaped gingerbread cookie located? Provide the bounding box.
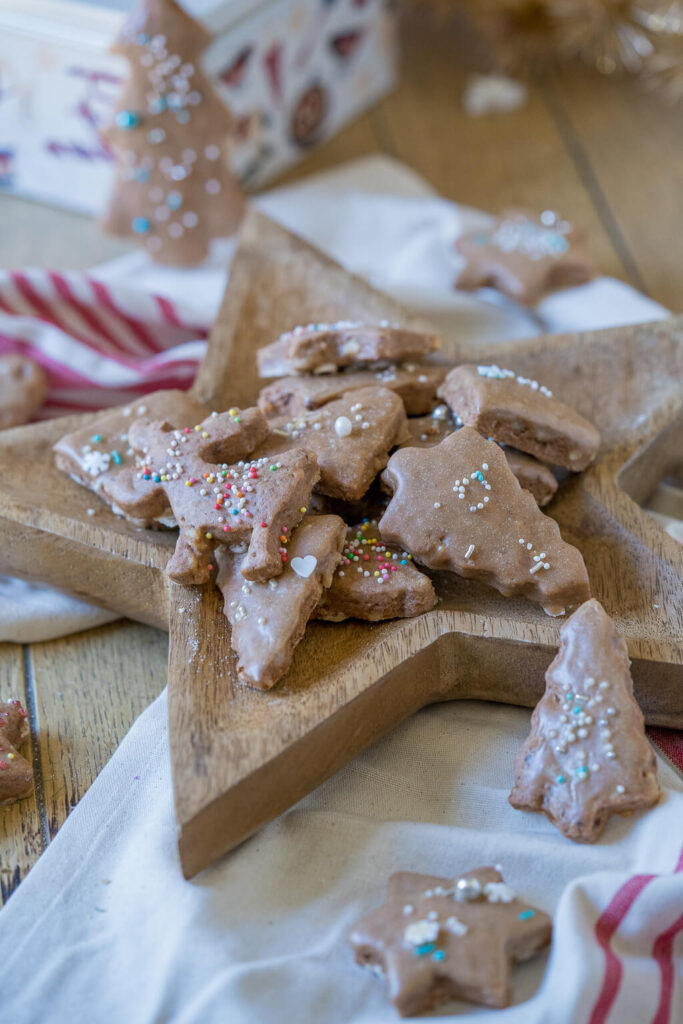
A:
[509,599,660,841]
[102,0,245,265]
[101,407,319,584]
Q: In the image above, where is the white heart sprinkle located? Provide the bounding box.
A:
[291,555,317,578]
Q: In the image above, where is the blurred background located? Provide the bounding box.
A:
[1,0,683,310]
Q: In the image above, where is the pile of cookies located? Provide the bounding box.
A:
[50,320,662,1015]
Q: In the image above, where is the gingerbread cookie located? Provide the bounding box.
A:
[0,354,48,430]
[454,209,595,306]
[257,323,440,378]
[438,363,600,471]
[0,701,33,804]
[509,599,660,842]
[215,514,345,689]
[258,363,448,419]
[102,0,245,266]
[503,449,558,507]
[400,408,558,507]
[101,408,318,583]
[379,427,590,616]
[255,387,406,502]
[350,866,551,1016]
[54,390,210,526]
[313,521,436,622]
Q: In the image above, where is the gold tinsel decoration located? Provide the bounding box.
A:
[408,0,683,101]
[639,1,683,101]
[549,0,654,74]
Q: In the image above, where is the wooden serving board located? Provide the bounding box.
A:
[0,210,681,878]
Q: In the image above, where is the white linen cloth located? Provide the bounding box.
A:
[0,695,681,1023]
[0,155,668,643]
[1,158,681,1024]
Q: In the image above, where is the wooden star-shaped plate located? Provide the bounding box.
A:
[0,210,681,877]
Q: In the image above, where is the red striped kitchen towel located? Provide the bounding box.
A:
[0,268,208,416]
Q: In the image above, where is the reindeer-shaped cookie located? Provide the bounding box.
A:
[102,407,319,584]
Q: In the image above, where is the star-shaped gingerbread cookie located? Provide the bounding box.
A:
[379,427,590,616]
[454,208,595,306]
[255,387,407,501]
[350,867,551,1015]
[215,514,346,689]
[509,599,660,842]
[0,701,33,804]
[313,520,436,622]
[101,407,319,584]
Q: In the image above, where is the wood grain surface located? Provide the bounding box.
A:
[2,6,683,893]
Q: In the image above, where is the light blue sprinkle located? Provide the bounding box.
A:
[573,706,581,715]
[556,775,565,784]
[518,910,535,921]
[134,169,149,183]
[111,450,122,465]
[115,110,139,130]
[414,943,435,957]
[432,950,445,962]
[132,217,149,234]
[91,434,101,443]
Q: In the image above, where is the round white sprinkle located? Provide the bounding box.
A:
[206,178,221,195]
[205,144,220,160]
[334,416,352,438]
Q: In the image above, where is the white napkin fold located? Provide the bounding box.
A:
[0,157,680,1024]
[0,155,668,643]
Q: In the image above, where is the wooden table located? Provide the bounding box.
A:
[1,7,681,900]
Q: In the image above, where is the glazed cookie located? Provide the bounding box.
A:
[379,427,590,616]
[255,387,406,502]
[54,390,210,526]
[0,701,33,804]
[509,599,660,842]
[454,209,595,306]
[101,408,318,583]
[257,323,440,377]
[258,363,448,419]
[215,515,346,689]
[438,363,600,471]
[400,408,558,507]
[101,0,245,265]
[0,354,48,430]
[313,521,436,622]
[503,449,558,508]
[350,867,552,1016]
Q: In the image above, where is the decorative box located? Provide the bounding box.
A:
[0,0,397,214]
